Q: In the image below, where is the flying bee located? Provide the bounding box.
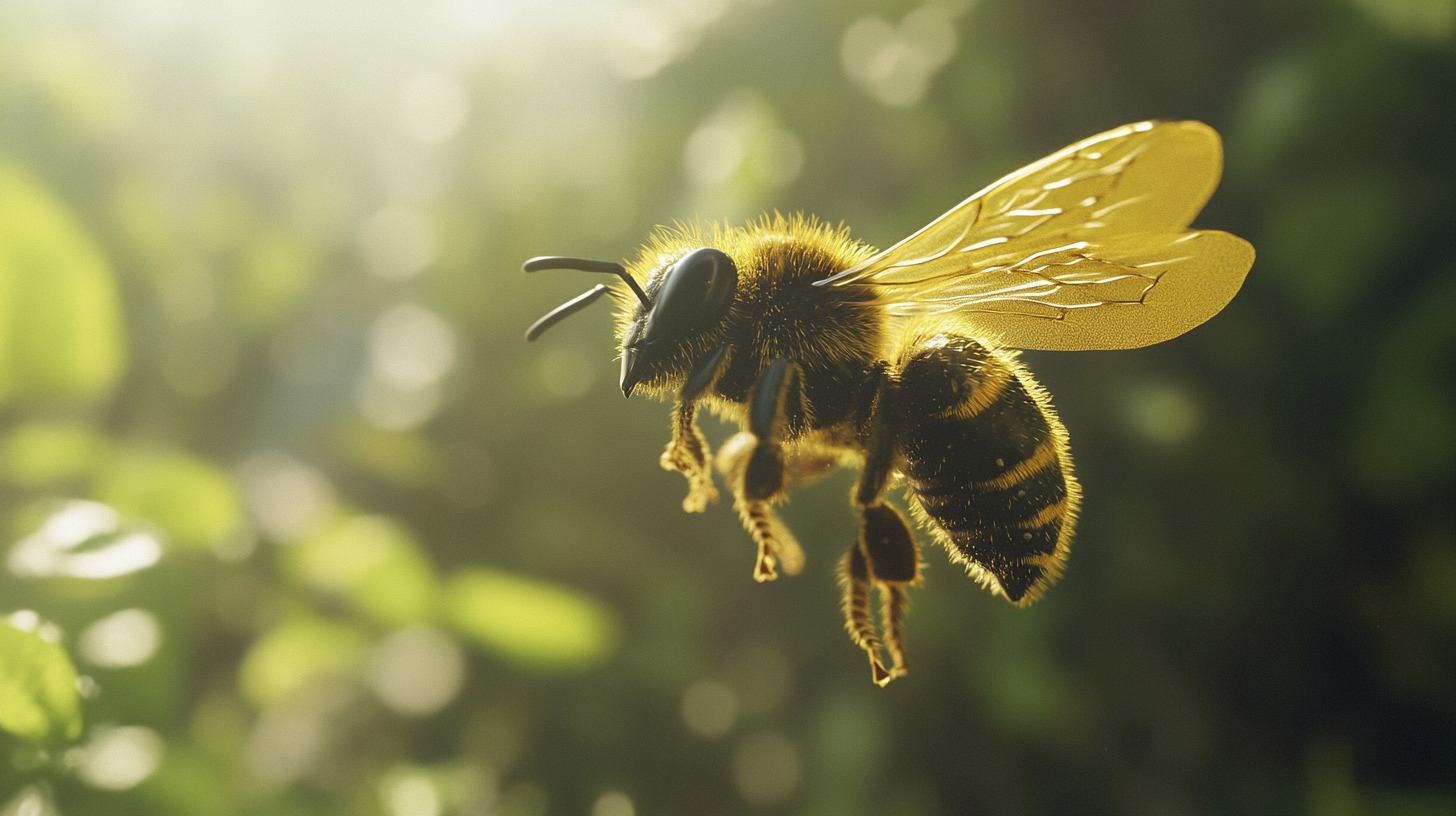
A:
[524,120,1254,686]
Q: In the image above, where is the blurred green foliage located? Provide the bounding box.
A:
[0,618,82,743]
[1,1,1453,815]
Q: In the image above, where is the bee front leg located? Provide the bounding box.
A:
[660,345,729,513]
[662,400,719,512]
[843,368,921,686]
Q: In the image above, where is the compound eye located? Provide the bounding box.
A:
[640,247,737,343]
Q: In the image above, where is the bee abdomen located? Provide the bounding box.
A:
[895,334,1078,604]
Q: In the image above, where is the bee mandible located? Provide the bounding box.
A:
[524,120,1254,685]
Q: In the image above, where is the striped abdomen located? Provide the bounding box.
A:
[894,333,1080,604]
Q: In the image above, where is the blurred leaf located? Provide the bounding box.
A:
[238,615,370,706]
[286,515,438,627]
[108,175,176,274]
[1227,49,1315,185]
[0,618,83,742]
[141,742,236,816]
[0,421,106,488]
[1261,172,1404,319]
[441,568,618,673]
[328,420,443,488]
[0,160,125,402]
[92,446,242,551]
[236,228,321,330]
[1348,264,1456,496]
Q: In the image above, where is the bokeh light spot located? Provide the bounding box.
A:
[1122,381,1201,447]
[75,726,164,791]
[79,608,161,669]
[591,790,635,816]
[841,3,960,108]
[683,92,803,190]
[367,627,466,717]
[237,451,336,542]
[681,679,738,738]
[380,769,442,816]
[732,731,802,806]
[369,303,457,392]
[359,301,456,429]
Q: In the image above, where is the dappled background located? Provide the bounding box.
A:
[2,0,1453,814]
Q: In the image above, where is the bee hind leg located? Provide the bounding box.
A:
[853,504,919,685]
[839,540,890,685]
[844,367,921,685]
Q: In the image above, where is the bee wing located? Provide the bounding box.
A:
[819,120,1254,351]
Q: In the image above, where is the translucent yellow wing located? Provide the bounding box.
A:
[818,121,1255,351]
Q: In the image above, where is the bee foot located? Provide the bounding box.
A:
[678,475,719,513]
[754,553,779,583]
[870,658,895,687]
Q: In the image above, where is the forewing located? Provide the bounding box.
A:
[878,229,1254,350]
[821,121,1252,350]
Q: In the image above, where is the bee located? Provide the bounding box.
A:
[524,121,1253,685]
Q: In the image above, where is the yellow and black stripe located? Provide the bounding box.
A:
[894,333,1080,604]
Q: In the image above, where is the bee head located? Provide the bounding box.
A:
[620,247,737,397]
[522,247,738,397]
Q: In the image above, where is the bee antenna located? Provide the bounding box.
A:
[523,256,650,308]
[524,284,610,342]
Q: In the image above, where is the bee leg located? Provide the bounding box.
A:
[846,369,920,685]
[839,539,891,686]
[858,505,919,684]
[717,432,804,582]
[744,357,806,497]
[715,357,808,582]
[661,400,720,512]
[659,345,730,513]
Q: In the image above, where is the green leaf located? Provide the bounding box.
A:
[286,515,439,628]
[441,568,618,673]
[0,160,126,402]
[238,615,370,706]
[0,616,84,742]
[92,445,242,551]
[0,421,107,487]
